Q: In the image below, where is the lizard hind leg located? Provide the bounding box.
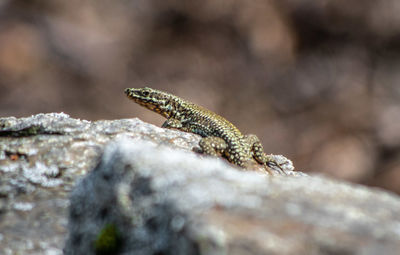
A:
[244,134,282,175]
[198,136,228,157]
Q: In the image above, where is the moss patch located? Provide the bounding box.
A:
[94,224,122,255]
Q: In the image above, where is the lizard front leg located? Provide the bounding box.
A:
[162,118,183,129]
[244,134,282,174]
[162,118,203,134]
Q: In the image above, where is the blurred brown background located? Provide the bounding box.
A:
[0,0,399,193]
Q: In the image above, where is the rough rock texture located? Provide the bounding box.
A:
[2,113,400,255]
[0,113,290,254]
[65,140,400,255]
[0,113,203,254]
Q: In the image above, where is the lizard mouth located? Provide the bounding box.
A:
[124,88,138,97]
[125,88,152,98]
[125,88,156,109]
[124,88,144,102]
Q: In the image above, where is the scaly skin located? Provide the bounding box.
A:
[125,87,281,173]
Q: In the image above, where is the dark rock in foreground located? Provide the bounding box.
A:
[65,139,400,255]
[0,113,290,254]
[2,113,400,255]
[0,113,202,254]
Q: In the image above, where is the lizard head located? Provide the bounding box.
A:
[124,87,175,117]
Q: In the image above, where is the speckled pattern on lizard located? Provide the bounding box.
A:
[125,87,282,174]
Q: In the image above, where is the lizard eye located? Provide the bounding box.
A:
[142,90,150,97]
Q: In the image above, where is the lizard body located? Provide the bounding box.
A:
[124,87,281,173]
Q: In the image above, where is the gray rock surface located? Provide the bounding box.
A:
[0,113,205,254]
[65,139,400,255]
[2,113,400,255]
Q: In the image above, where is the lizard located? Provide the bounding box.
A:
[124,87,283,174]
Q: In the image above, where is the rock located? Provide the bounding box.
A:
[65,139,400,255]
[0,113,202,254]
[0,113,292,254]
[3,113,400,255]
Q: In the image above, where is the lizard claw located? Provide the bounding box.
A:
[267,160,287,175]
